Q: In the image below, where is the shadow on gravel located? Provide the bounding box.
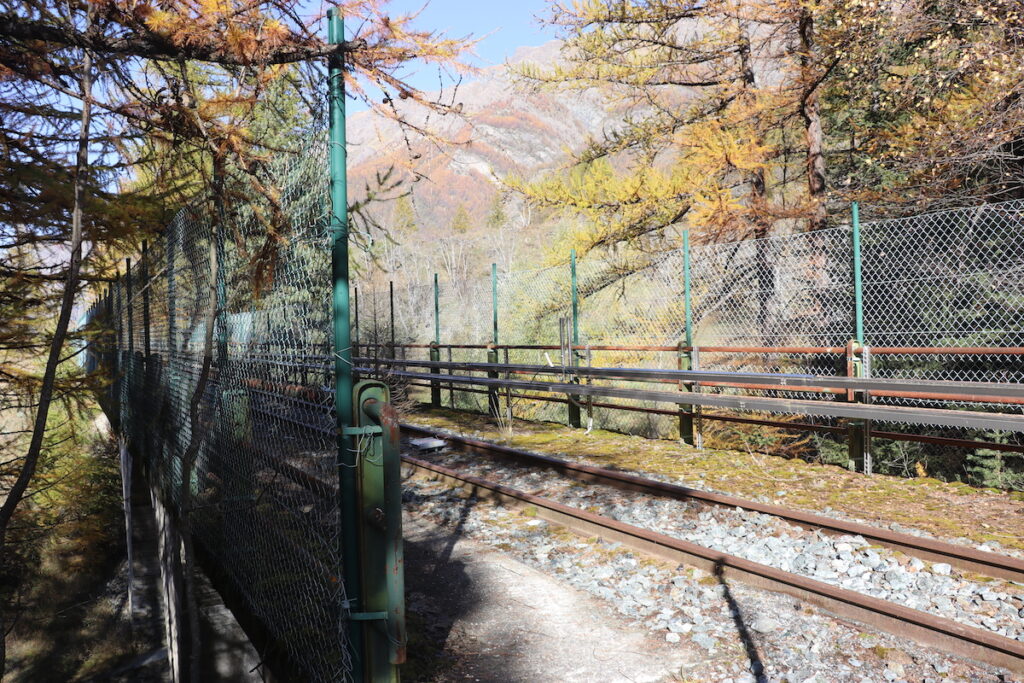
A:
[715,561,766,680]
[401,493,486,682]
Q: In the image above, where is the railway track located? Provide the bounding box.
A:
[402,454,1024,675]
[402,423,1024,584]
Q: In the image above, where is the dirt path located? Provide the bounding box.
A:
[402,514,694,682]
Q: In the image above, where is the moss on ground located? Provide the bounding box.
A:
[406,406,1024,552]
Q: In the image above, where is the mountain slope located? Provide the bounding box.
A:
[347,41,621,236]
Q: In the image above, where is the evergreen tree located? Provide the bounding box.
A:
[450,204,472,234]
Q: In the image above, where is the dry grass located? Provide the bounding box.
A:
[4,429,145,682]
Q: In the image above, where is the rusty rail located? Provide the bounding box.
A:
[402,424,1024,583]
[404,455,1024,674]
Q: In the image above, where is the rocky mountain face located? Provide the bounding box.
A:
[346,40,621,238]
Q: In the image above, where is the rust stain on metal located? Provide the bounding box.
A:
[403,455,1024,675]
[402,425,1024,584]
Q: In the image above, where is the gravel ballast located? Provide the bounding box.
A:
[408,444,1024,645]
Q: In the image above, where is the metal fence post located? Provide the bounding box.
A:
[679,231,697,446]
[388,280,396,360]
[126,258,134,354]
[853,201,864,345]
[353,286,360,366]
[430,273,441,407]
[114,270,124,432]
[167,226,176,356]
[328,10,370,682]
[115,270,122,359]
[488,263,500,417]
[140,242,152,465]
[568,249,582,428]
[848,202,871,473]
[215,198,228,369]
[125,257,135,443]
[142,241,151,359]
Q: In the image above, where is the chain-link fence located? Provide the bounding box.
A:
[88,132,352,681]
[361,199,1024,486]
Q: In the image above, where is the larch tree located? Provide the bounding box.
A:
[823,0,1024,211]
[0,1,473,678]
[516,0,1024,254]
[509,0,812,257]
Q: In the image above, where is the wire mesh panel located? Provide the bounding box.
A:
[348,199,1024,486]
[691,228,854,348]
[100,133,351,682]
[862,201,1024,405]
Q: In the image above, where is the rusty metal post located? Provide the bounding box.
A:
[429,274,441,407]
[568,250,582,428]
[488,264,500,417]
[846,340,870,473]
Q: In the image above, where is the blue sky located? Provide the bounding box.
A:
[344,0,554,111]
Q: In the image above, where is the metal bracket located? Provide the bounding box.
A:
[349,611,388,622]
[343,425,382,436]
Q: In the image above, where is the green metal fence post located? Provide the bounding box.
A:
[141,241,151,359]
[125,256,135,444]
[328,10,370,682]
[487,263,500,417]
[126,258,134,354]
[113,276,122,432]
[848,202,871,474]
[215,196,228,369]
[388,280,395,360]
[354,286,362,362]
[491,263,498,346]
[852,201,864,345]
[430,273,441,407]
[679,231,696,445]
[167,227,176,355]
[567,249,582,428]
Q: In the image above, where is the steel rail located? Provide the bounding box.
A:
[360,367,1024,432]
[402,424,1024,583]
[403,455,1024,674]
[355,357,1024,402]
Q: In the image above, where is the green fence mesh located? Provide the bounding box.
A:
[92,133,352,681]
[92,178,1024,669]
[360,199,1024,452]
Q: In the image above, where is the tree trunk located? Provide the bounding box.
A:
[738,30,770,239]
[735,18,775,342]
[0,37,93,680]
[799,7,827,231]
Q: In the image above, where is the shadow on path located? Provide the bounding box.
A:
[715,560,767,681]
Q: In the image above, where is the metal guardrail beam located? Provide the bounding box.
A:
[354,357,1024,402]
[363,367,1024,432]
